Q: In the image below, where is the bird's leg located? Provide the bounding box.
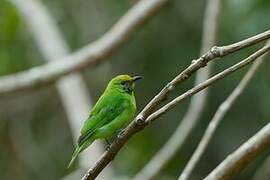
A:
[105,138,112,151]
[104,129,125,150]
[117,129,125,138]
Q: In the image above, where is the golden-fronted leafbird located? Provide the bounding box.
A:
[68,74,142,168]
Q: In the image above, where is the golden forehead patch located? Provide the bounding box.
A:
[117,75,132,81]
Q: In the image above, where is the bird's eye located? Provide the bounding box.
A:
[121,81,125,85]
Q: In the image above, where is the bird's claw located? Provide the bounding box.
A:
[105,138,112,151]
[105,144,111,151]
[117,129,125,138]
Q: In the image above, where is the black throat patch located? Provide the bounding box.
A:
[123,86,133,94]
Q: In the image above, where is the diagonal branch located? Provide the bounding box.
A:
[144,45,270,125]
[128,29,270,121]
[0,0,171,96]
[82,40,270,179]
[204,123,270,180]
[134,0,221,178]
[178,41,270,180]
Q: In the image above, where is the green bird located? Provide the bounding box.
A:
[68,74,142,168]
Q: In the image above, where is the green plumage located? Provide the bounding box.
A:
[68,75,141,168]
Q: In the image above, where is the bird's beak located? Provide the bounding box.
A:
[132,76,143,82]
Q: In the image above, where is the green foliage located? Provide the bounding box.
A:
[0,1,43,76]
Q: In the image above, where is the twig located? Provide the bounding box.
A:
[145,45,270,124]
[133,0,221,178]
[137,29,270,120]
[8,0,110,175]
[204,123,270,180]
[178,42,269,180]
[82,41,270,179]
[0,0,170,96]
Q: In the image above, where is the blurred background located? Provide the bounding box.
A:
[0,0,270,179]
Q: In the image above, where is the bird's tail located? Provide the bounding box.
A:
[67,139,94,168]
[67,145,82,168]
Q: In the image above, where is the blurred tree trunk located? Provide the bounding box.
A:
[9,0,112,179]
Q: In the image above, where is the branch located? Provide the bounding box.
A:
[9,0,112,175]
[82,41,270,179]
[0,0,170,96]
[136,29,270,120]
[204,123,270,180]
[144,45,270,124]
[178,41,270,180]
[134,0,221,178]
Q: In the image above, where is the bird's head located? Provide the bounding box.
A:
[108,75,143,94]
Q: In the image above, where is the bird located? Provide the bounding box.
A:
[68,74,142,168]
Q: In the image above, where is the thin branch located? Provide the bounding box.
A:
[0,0,170,96]
[137,29,270,120]
[178,42,270,180]
[82,41,270,179]
[204,123,270,180]
[145,45,270,124]
[134,0,221,178]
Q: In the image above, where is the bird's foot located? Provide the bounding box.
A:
[105,145,111,151]
[117,129,125,138]
[105,138,112,151]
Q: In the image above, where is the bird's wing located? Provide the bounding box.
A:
[77,96,126,146]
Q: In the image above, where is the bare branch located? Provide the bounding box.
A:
[0,0,170,96]
[204,123,270,180]
[134,0,221,178]
[178,42,270,180]
[135,29,270,121]
[82,42,270,179]
[145,45,270,124]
